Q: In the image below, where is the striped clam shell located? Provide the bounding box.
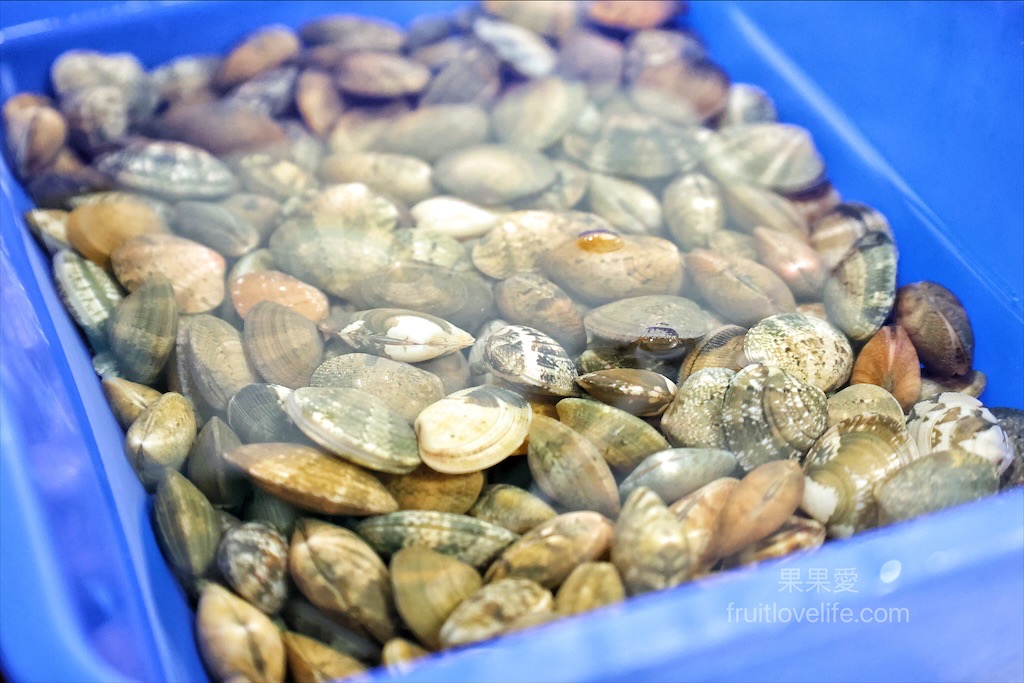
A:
[702,123,825,194]
[243,301,324,390]
[95,140,237,200]
[106,275,177,385]
[54,248,123,352]
[188,314,260,413]
[661,367,735,449]
[906,392,1013,475]
[556,398,670,474]
[823,231,898,342]
[483,324,580,397]
[310,353,445,424]
[227,384,308,446]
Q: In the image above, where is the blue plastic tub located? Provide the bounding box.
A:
[1,2,1022,681]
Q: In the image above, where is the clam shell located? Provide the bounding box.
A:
[587,173,663,235]
[215,25,299,88]
[823,230,898,342]
[556,398,670,474]
[718,83,777,127]
[217,522,289,614]
[876,450,1000,524]
[563,111,702,179]
[243,488,299,539]
[106,276,177,384]
[919,369,987,402]
[612,487,692,595]
[158,100,287,157]
[894,281,974,378]
[470,210,580,279]
[483,0,582,38]
[310,353,445,424]
[827,384,906,428]
[382,638,429,671]
[526,414,620,518]
[327,308,474,363]
[319,151,433,205]
[715,460,805,557]
[703,123,825,194]
[589,0,685,31]
[628,55,729,125]
[185,416,249,509]
[111,233,226,314]
[411,196,500,241]
[299,14,405,49]
[619,448,737,504]
[66,201,168,270]
[416,385,532,474]
[227,383,308,445]
[662,172,724,250]
[289,518,396,643]
[554,562,625,616]
[473,16,557,78]
[244,301,324,389]
[53,248,124,352]
[577,368,677,416]
[484,325,580,397]
[685,249,796,326]
[188,314,260,413]
[434,144,557,206]
[153,469,221,587]
[743,313,853,393]
[583,295,707,355]
[390,546,482,650]
[726,516,825,567]
[282,182,398,231]
[485,511,614,589]
[753,226,827,300]
[438,578,553,648]
[125,391,197,490]
[356,510,520,569]
[379,465,485,514]
[720,181,808,240]
[101,376,161,429]
[24,208,71,255]
[96,140,237,199]
[225,442,399,515]
[661,367,735,449]
[236,153,316,201]
[491,76,587,149]
[669,477,739,573]
[495,273,587,353]
[173,200,260,258]
[334,51,431,98]
[468,483,557,534]
[377,104,490,162]
[678,324,748,381]
[230,270,330,323]
[419,43,501,107]
[906,392,1013,475]
[850,325,922,410]
[296,69,345,138]
[196,583,285,683]
[282,631,368,683]
[280,597,382,664]
[810,202,892,271]
[391,228,472,272]
[556,30,624,103]
[286,387,420,474]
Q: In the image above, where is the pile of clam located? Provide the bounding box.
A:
[5,0,1022,680]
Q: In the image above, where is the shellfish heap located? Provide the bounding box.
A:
[6,1,1021,680]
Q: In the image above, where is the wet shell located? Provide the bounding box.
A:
[668,477,739,573]
[310,353,444,424]
[743,313,854,393]
[483,0,582,38]
[715,460,805,557]
[280,597,382,664]
[492,76,587,150]
[391,228,472,272]
[216,25,299,88]
[65,201,168,270]
[802,414,919,537]
[720,181,808,240]
[244,488,299,540]
[438,578,553,648]
[470,210,580,279]
[468,483,557,534]
[588,0,685,30]
[225,442,399,516]
[827,384,906,428]
[153,469,221,586]
[612,487,691,595]
[111,233,226,314]
[243,301,323,389]
[434,144,557,206]
[53,249,124,352]
[876,450,1000,524]
[563,111,702,180]
[335,51,431,98]
[587,173,663,235]
[185,416,249,509]
[495,273,587,353]
[125,391,197,489]
[283,182,398,231]
[809,202,892,272]
[619,448,737,504]
[823,231,898,342]
[662,172,724,250]
[289,518,396,643]
[850,325,922,410]
[628,55,730,125]
[718,83,777,127]
[106,276,177,385]
[196,583,285,683]
[173,199,260,258]
[282,631,368,683]
[473,16,557,78]
[661,367,735,449]
[379,465,485,514]
[286,387,420,474]
[95,140,237,200]
[556,398,670,474]
[101,376,161,429]
[230,270,330,323]
[188,314,260,412]
[382,639,429,671]
[991,408,1024,487]
[217,522,289,614]
[577,368,677,417]
[327,308,474,363]
[416,385,532,474]
[919,369,987,402]
[299,14,405,49]
[157,100,288,156]
[419,42,501,107]
[24,208,70,254]
[527,415,620,518]
[685,249,796,326]
[703,123,825,194]
[390,546,483,650]
[410,196,500,243]
[356,511,520,569]
[894,281,974,378]
[555,29,624,103]
[555,562,625,616]
[678,325,748,381]
[227,383,308,446]
[583,295,707,355]
[485,511,614,589]
[727,516,825,567]
[753,226,827,300]
[377,104,490,162]
[319,151,433,205]
[906,392,1013,475]
[484,325,580,397]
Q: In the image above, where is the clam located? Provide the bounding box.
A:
[310,353,445,424]
[661,367,735,449]
[485,511,614,589]
[419,42,501,107]
[527,415,620,518]
[95,140,237,200]
[583,294,707,357]
[295,69,345,138]
[173,200,260,258]
[662,172,724,249]
[280,597,381,664]
[227,383,308,446]
[434,144,557,206]
[576,368,677,416]
[468,483,557,535]
[289,518,396,644]
[215,25,299,88]
[678,325,748,381]
[185,417,249,509]
[919,369,987,402]
[282,631,368,683]
[720,181,808,240]
[411,196,500,241]
[726,516,825,567]
[906,392,1013,475]
[668,477,739,573]
[101,376,161,429]
[685,249,796,326]
[563,111,702,179]
[826,384,906,427]
[110,233,226,314]
[587,173,663,235]
[714,460,805,557]
[381,639,429,671]
[492,77,587,150]
[876,450,1000,524]
[125,391,197,490]
[243,488,299,540]
[627,56,730,125]
[809,202,892,271]
[196,583,285,683]
[483,0,582,37]
[556,29,624,103]
[230,270,330,323]
[356,511,520,570]
[323,308,474,363]
[377,104,490,162]
[319,151,434,205]
[588,0,685,31]
[379,465,485,514]
[153,469,221,588]
[753,226,827,300]
[282,182,398,232]
[484,325,580,397]
[556,398,670,473]
[718,83,777,127]
[217,522,289,615]
[4,97,67,177]
[823,230,898,342]
[235,153,316,201]
[555,562,625,616]
[612,487,692,595]
[389,546,482,650]
[244,301,324,389]
[24,208,70,254]
[850,325,921,410]
[299,14,405,49]
[619,448,737,504]
[439,578,554,648]
[743,313,853,393]
[53,249,124,352]
[473,15,557,78]
[802,414,920,537]
[188,314,261,413]
[703,123,825,194]
[334,51,431,99]
[106,276,177,385]
[66,201,167,270]
[470,210,580,279]
[157,100,288,157]
[416,385,532,474]
[495,273,587,353]
[391,228,472,272]
[894,281,974,378]
[224,442,399,516]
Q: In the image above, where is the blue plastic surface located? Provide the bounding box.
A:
[0,2,1022,682]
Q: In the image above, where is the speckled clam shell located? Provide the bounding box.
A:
[612,487,692,595]
[809,202,892,272]
[416,385,532,474]
[722,364,828,471]
[876,450,1000,525]
[484,324,580,397]
[468,483,557,535]
[289,518,396,644]
[556,398,670,474]
[491,76,586,149]
[282,631,368,683]
[527,415,620,518]
[225,442,399,516]
[679,324,748,381]
[217,522,289,615]
[827,384,905,427]
[379,465,484,515]
[326,308,474,363]
[187,314,260,413]
[563,111,702,179]
[286,387,420,475]
[227,383,308,446]
[743,313,853,393]
[577,368,677,417]
[702,123,825,194]
[554,561,625,616]
[485,510,613,594]
[106,276,177,385]
[310,353,445,424]
[661,367,735,449]
[470,210,580,279]
[390,546,483,650]
[111,233,226,314]
[196,582,285,683]
[495,273,587,353]
[662,172,724,250]
[619,448,738,504]
[356,511,520,570]
[435,144,556,206]
[125,391,197,489]
[96,140,237,199]
[823,231,898,342]
[153,469,221,586]
[906,392,1013,475]
[802,414,920,538]
[243,301,324,390]
[439,578,554,648]
[54,248,124,352]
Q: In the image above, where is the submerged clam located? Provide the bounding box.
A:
[576,368,677,416]
[324,308,474,363]
[390,546,482,650]
[310,353,445,424]
[703,123,825,194]
[743,313,853,393]
[556,397,670,474]
[484,325,580,397]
